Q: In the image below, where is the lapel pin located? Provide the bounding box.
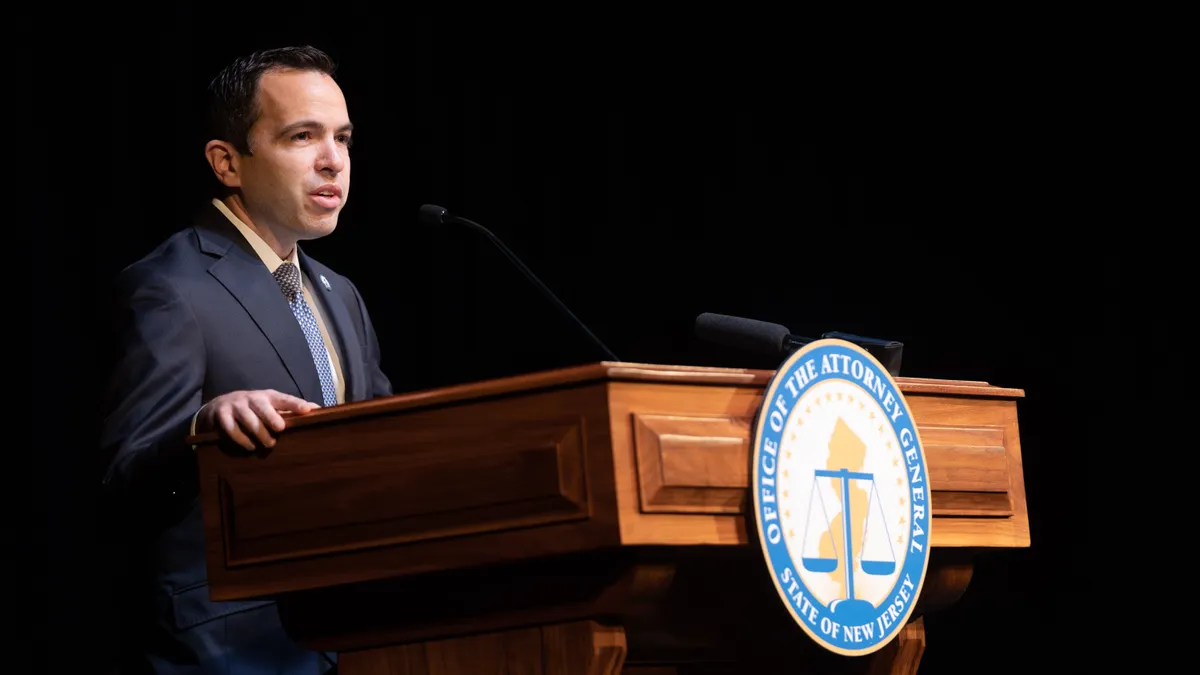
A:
[320,274,332,291]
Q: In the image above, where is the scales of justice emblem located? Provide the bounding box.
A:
[751,339,931,656]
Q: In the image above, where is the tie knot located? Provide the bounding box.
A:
[273,262,302,300]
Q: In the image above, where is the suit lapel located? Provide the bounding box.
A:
[196,212,326,405]
[299,253,368,402]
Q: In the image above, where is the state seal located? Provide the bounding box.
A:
[751,339,931,656]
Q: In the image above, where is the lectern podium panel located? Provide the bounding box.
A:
[191,361,1027,674]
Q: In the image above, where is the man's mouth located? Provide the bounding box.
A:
[310,185,343,209]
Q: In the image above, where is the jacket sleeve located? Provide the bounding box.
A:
[99,266,206,508]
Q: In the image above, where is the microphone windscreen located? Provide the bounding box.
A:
[694,313,790,356]
[418,204,450,225]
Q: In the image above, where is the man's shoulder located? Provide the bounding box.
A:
[116,202,245,286]
[119,229,203,279]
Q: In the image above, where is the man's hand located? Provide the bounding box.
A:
[195,390,319,451]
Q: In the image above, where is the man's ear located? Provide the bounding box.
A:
[204,139,243,188]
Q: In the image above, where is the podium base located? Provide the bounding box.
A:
[336,617,927,675]
[340,620,626,674]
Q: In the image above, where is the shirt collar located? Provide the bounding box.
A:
[211,198,299,272]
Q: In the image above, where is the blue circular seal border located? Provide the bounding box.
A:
[750,339,931,656]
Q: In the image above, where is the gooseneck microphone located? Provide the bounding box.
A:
[419,204,620,362]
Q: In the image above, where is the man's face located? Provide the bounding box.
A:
[236,69,352,244]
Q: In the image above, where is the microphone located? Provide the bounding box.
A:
[694,312,903,375]
[694,312,815,357]
[420,204,620,361]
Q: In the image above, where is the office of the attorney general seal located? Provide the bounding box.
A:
[751,339,931,656]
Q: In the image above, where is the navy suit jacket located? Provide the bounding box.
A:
[100,202,393,674]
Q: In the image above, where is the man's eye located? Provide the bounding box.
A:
[338,135,353,147]
[292,131,311,141]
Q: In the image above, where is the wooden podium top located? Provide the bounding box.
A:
[192,361,1029,602]
[188,361,1024,444]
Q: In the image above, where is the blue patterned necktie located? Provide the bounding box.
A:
[272,262,338,407]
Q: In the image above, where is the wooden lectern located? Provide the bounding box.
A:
[191,362,1028,674]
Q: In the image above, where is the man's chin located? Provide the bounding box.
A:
[299,215,339,239]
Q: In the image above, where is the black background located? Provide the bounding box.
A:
[24,7,1116,674]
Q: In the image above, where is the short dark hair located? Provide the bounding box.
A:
[206,45,337,155]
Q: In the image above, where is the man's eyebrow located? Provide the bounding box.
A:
[278,120,354,136]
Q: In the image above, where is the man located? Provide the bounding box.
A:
[99,45,392,674]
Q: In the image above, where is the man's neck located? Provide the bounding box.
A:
[219,195,296,260]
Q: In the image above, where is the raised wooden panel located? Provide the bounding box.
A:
[921,424,1012,517]
[626,415,1013,518]
[218,417,590,566]
[632,413,750,514]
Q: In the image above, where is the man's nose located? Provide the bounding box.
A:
[316,138,346,174]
